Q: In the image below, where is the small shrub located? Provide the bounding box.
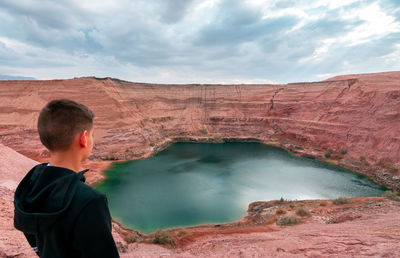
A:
[277,216,300,226]
[276,208,287,215]
[325,151,331,158]
[149,142,155,147]
[341,149,348,155]
[280,197,285,202]
[295,207,310,217]
[320,201,328,207]
[382,190,400,201]
[200,129,208,135]
[127,233,138,243]
[289,204,295,209]
[152,230,174,245]
[116,242,127,253]
[333,197,350,205]
[360,156,366,162]
[177,230,189,237]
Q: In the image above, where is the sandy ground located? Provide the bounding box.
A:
[118,198,400,257]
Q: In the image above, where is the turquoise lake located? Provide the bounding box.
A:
[96,143,385,233]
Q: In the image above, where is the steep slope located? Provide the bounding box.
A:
[0,144,37,257]
[0,72,399,189]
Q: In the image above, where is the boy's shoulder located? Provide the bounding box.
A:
[39,164,105,203]
[73,177,108,209]
[34,163,108,209]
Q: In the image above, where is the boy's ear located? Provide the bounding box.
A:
[79,130,88,148]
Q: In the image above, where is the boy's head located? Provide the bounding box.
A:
[38,99,94,153]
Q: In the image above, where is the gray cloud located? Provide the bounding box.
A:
[0,0,399,83]
[158,0,199,24]
[1,0,80,30]
[196,16,298,46]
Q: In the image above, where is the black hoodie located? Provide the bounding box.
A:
[14,164,119,258]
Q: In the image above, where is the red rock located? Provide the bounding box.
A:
[0,72,399,188]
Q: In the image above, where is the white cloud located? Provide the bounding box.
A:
[375,43,400,65]
[340,2,400,45]
[316,73,333,79]
[298,1,400,66]
[325,0,361,9]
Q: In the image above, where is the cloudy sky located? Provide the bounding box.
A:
[0,0,399,83]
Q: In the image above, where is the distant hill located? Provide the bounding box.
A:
[0,74,36,80]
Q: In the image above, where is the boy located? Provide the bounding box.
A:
[14,99,119,257]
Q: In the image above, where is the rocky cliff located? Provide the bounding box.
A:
[0,71,399,189]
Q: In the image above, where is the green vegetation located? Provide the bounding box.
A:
[280,197,285,202]
[277,215,300,226]
[341,148,348,155]
[152,230,174,245]
[177,230,189,237]
[127,233,138,243]
[382,190,400,201]
[295,207,310,217]
[333,197,351,205]
[324,151,331,158]
[359,156,370,165]
[200,129,208,135]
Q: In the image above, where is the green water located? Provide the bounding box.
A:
[96,143,385,233]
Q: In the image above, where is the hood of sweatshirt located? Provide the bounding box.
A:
[14,163,88,234]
